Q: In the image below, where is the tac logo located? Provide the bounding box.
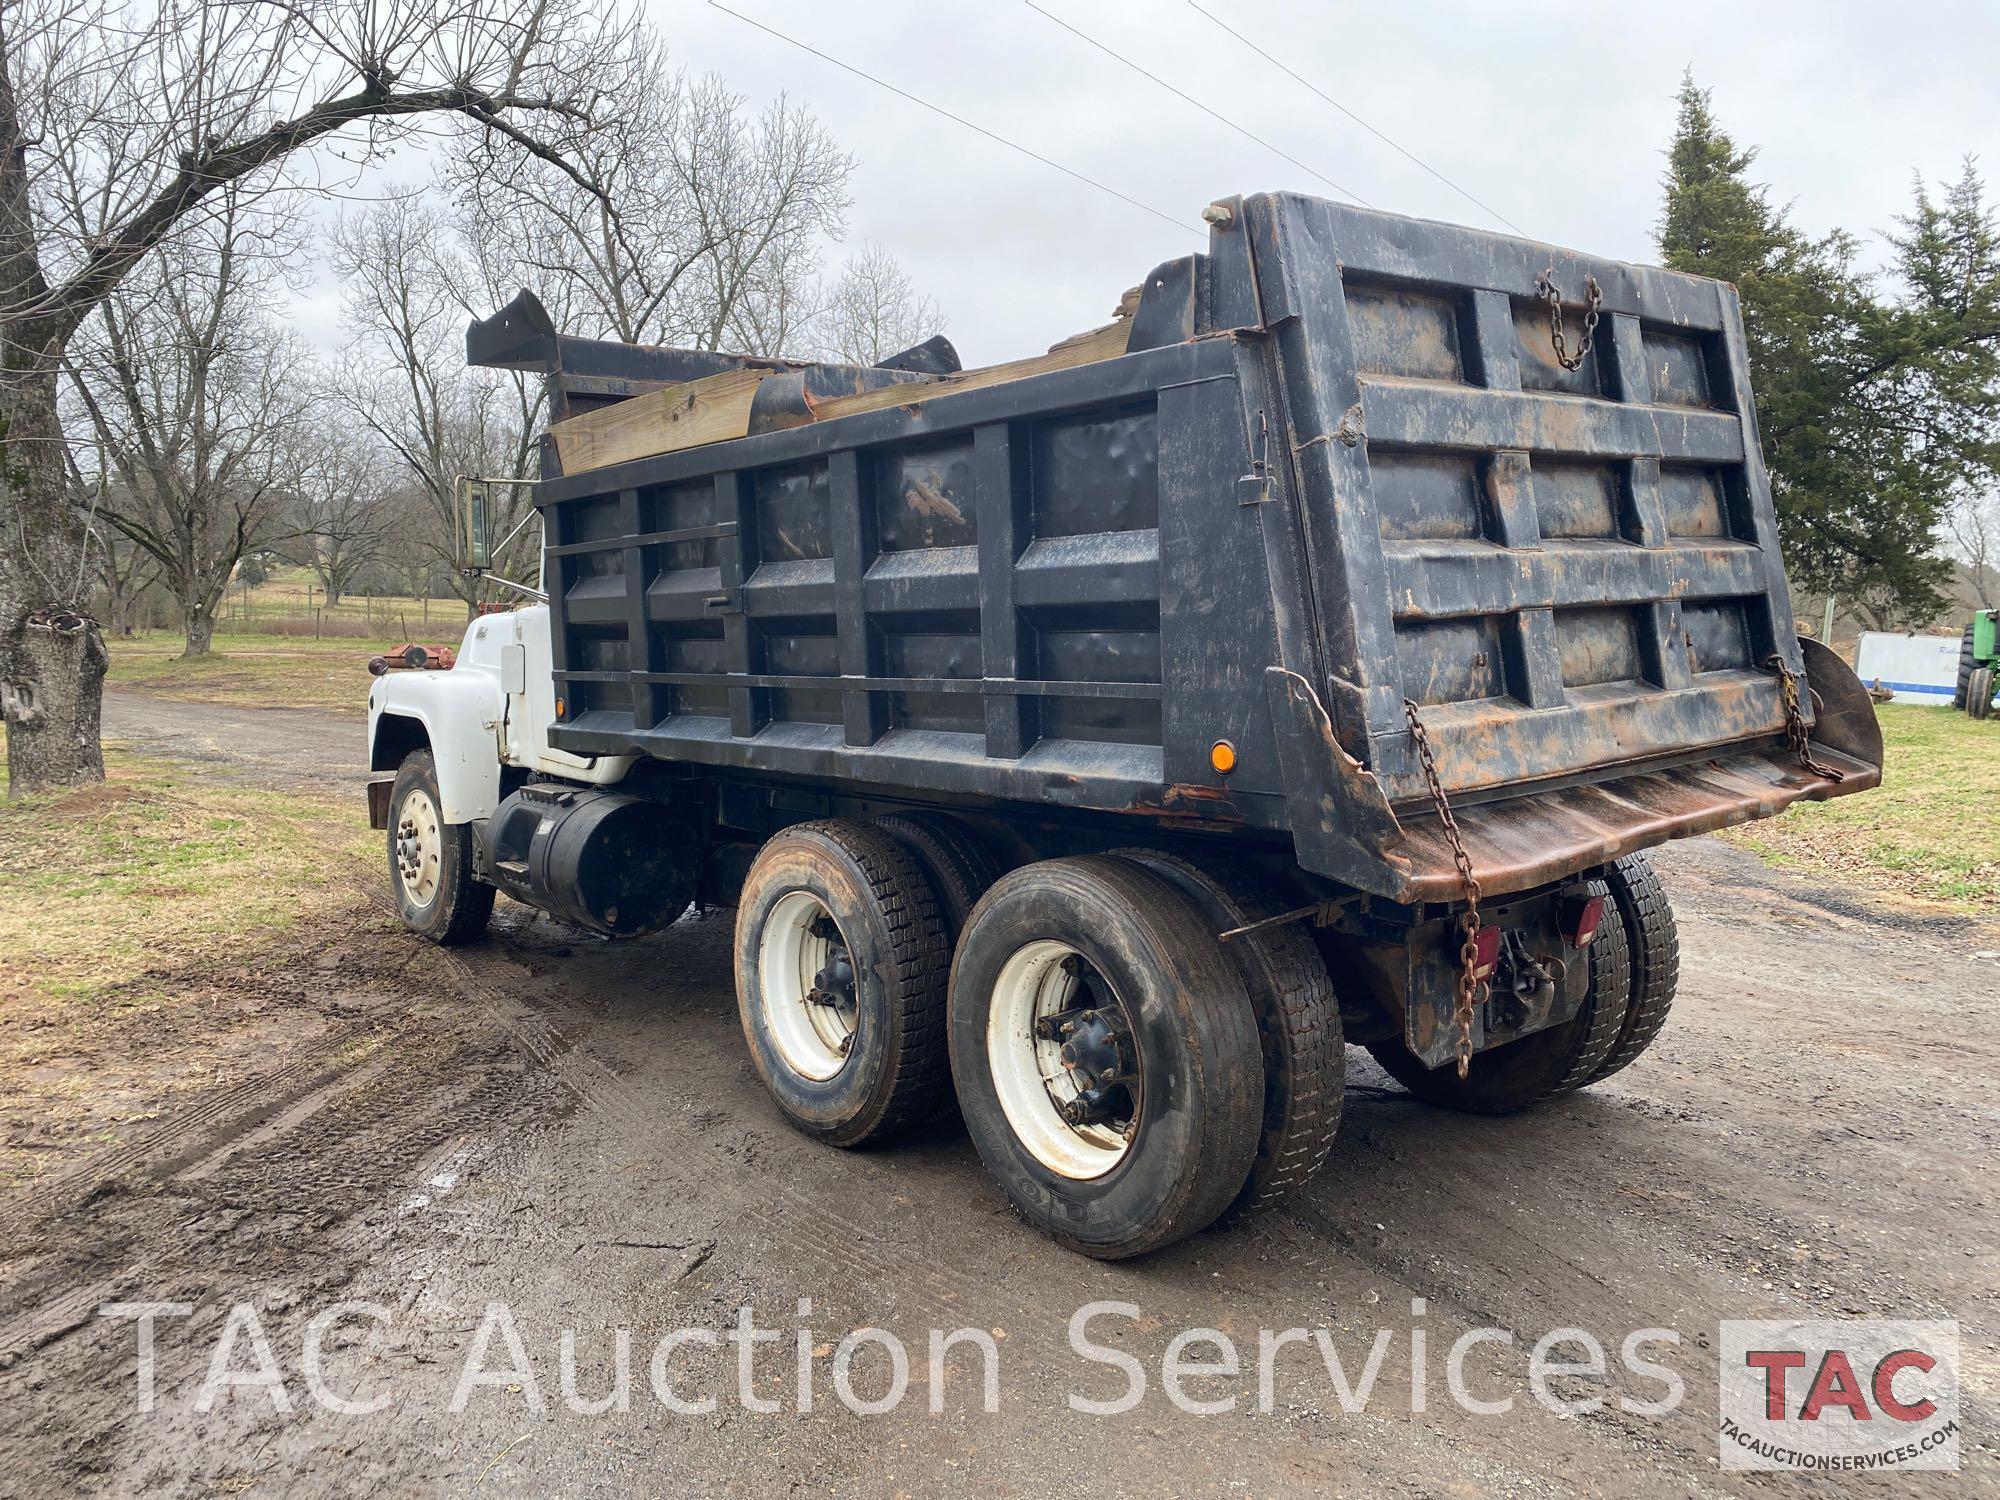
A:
[1719,1320,1960,1472]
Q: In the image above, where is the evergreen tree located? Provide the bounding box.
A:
[1658,77,2000,625]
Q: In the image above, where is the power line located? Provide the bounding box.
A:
[1025,1,1370,209]
[707,2,1202,238]
[1183,0,1526,236]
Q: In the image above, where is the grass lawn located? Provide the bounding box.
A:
[0,746,376,1009]
[0,745,383,1186]
[1725,703,2000,914]
[103,629,453,715]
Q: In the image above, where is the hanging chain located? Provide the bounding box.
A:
[1534,268,1602,372]
[1403,699,1486,1080]
[1765,655,1847,782]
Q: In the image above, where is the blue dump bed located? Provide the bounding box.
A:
[473,191,1881,903]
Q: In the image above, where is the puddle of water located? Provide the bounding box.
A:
[400,1143,476,1214]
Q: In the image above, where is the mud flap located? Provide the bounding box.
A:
[366,777,394,831]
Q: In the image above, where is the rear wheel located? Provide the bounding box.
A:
[1587,853,1680,1083]
[948,857,1262,1259]
[1112,849,1343,1222]
[1971,666,1996,721]
[734,820,950,1146]
[875,811,1003,940]
[1367,877,1631,1115]
[1954,626,1975,710]
[388,750,493,945]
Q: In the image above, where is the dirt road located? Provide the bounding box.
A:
[2,694,1993,1495]
[100,691,366,790]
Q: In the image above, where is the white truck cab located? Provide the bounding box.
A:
[366,603,633,828]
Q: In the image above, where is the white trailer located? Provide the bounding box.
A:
[1853,632,1962,705]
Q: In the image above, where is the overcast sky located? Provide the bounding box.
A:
[296,0,2000,366]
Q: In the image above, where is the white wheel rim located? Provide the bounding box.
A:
[395,788,443,907]
[759,891,856,1081]
[986,940,1137,1180]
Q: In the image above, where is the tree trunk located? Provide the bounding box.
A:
[0,42,105,795]
[323,583,343,611]
[0,364,107,795]
[183,602,216,657]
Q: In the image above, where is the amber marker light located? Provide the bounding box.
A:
[1210,740,1238,775]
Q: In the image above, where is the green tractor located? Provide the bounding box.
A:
[1955,609,1999,719]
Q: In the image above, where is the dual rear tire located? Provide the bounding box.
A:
[1363,852,1679,1113]
[732,821,952,1147]
[732,822,1682,1250]
[734,822,1318,1257]
[946,856,1264,1258]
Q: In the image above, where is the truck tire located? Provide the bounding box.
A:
[1111,849,1342,1223]
[1955,626,1975,710]
[1971,667,1996,721]
[734,820,950,1147]
[875,811,1003,940]
[1365,877,1631,1115]
[947,856,1262,1259]
[388,750,494,945]
[1586,853,1680,1084]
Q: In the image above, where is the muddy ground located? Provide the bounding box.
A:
[1,692,1994,1496]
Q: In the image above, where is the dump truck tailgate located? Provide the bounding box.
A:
[1221,193,1815,809]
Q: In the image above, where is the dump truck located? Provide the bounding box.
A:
[366,192,1883,1259]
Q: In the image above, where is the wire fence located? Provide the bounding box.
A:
[219,589,460,642]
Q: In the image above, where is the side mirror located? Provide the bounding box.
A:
[455,477,493,573]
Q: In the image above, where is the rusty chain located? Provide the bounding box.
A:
[1403,699,1485,1079]
[1765,655,1847,782]
[1535,268,1602,372]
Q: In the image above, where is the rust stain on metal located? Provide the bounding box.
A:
[1128,782,1243,828]
[902,477,967,527]
[1392,745,1880,903]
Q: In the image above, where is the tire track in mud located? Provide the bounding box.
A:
[0,1034,375,1243]
[398,920,1121,1376]
[0,920,574,1371]
[423,913,1527,1500]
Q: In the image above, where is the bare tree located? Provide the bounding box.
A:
[1946,490,1999,609]
[91,523,161,637]
[817,242,944,365]
[331,194,543,609]
[0,0,638,794]
[282,427,402,611]
[64,187,310,655]
[453,44,853,353]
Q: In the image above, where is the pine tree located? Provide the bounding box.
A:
[1656,76,2000,625]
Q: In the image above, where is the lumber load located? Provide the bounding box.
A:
[804,319,1132,424]
[545,317,1134,475]
[547,368,769,475]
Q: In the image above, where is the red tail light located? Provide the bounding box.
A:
[1471,924,1501,978]
[1562,895,1606,949]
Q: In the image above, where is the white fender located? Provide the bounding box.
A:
[366,606,633,824]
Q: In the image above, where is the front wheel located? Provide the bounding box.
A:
[387,750,493,945]
[947,856,1262,1259]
